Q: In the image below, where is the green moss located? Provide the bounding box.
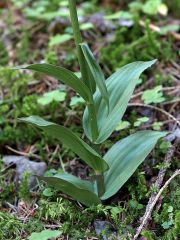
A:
[101,21,175,73]
[0,40,9,66]
[0,212,23,240]
[18,172,31,201]
[141,230,155,240]
[16,30,31,64]
[0,162,16,206]
[0,211,44,240]
[0,66,69,146]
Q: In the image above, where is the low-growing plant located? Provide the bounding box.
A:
[15,0,167,207]
[28,229,62,240]
[0,212,22,240]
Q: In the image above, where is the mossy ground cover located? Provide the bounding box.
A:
[0,0,179,239]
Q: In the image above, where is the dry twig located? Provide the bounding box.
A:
[128,103,180,127]
[132,86,180,99]
[5,145,42,160]
[133,169,180,240]
[133,140,179,240]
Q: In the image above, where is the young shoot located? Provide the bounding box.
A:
[16,0,167,206]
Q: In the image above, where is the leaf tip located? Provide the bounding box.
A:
[12,65,29,70]
[150,58,158,65]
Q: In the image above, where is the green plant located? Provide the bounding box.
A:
[28,229,62,240]
[37,89,67,106]
[141,85,165,104]
[0,161,15,205]
[142,0,167,16]
[0,40,9,66]
[49,34,73,47]
[18,172,31,201]
[38,198,78,221]
[101,19,174,71]
[134,117,149,127]
[141,230,155,240]
[0,212,22,240]
[15,0,167,207]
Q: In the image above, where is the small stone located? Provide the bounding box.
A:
[94,220,119,240]
[3,155,47,189]
[166,128,180,142]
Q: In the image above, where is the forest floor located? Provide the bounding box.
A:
[0,1,180,239]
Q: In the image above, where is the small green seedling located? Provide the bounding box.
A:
[37,89,66,106]
[15,0,167,206]
[28,229,62,240]
[141,85,165,104]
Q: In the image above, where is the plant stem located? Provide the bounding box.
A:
[68,0,87,83]
[93,144,105,197]
[68,0,99,142]
[96,174,105,197]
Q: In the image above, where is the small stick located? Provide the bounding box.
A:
[5,145,42,160]
[44,224,62,229]
[161,98,180,106]
[128,103,180,127]
[133,169,180,240]
[132,86,180,99]
[49,145,60,163]
[152,141,177,190]
[133,140,178,238]
[0,162,15,173]
[139,118,180,129]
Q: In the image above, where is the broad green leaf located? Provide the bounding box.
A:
[15,64,93,103]
[28,229,62,240]
[83,60,156,143]
[83,63,96,93]
[39,173,101,206]
[80,43,109,108]
[101,131,167,200]
[20,116,109,173]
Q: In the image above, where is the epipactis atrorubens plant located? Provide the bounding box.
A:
[16,0,167,206]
